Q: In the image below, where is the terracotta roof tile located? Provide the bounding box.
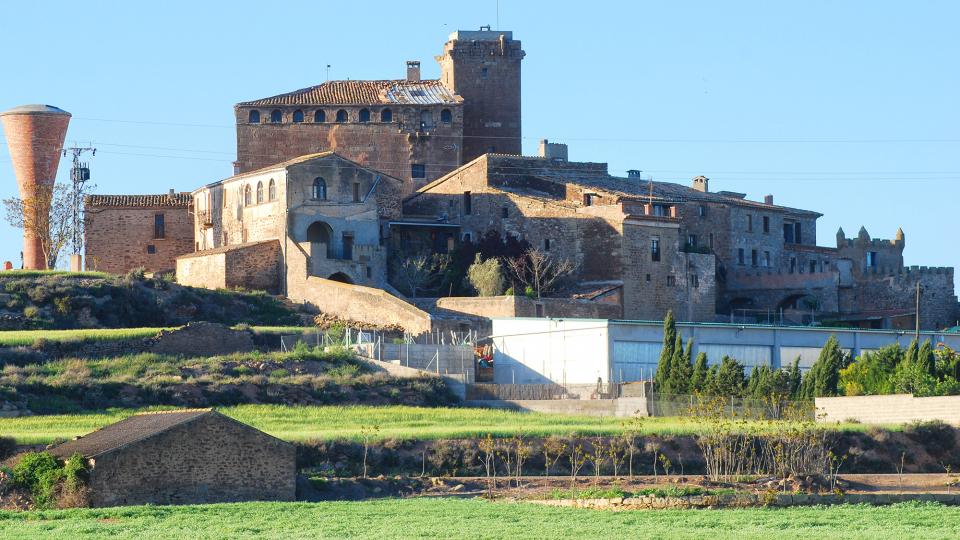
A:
[85,193,192,208]
[238,80,463,107]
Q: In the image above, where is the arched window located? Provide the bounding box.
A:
[243,184,252,206]
[440,108,452,124]
[270,109,282,123]
[358,108,370,123]
[248,110,260,123]
[256,181,264,204]
[336,109,348,123]
[380,108,392,122]
[292,110,304,123]
[306,221,332,244]
[314,110,326,123]
[268,179,276,201]
[312,177,327,200]
[420,110,433,129]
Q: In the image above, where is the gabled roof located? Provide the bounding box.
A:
[85,193,192,208]
[49,409,213,459]
[238,80,463,107]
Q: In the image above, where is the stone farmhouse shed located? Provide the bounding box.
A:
[49,409,295,507]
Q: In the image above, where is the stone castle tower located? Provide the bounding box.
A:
[438,28,525,163]
[0,104,71,269]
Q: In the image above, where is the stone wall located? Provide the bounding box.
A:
[87,412,295,507]
[465,397,648,418]
[149,322,254,357]
[838,267,958,330]
[433,295,621,320]
[176,240,281,293]
[85,205,194,275]
[816,394,960,426]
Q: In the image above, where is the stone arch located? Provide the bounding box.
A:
[777,293,819,311]
[306,221,332,244]
[328,272,353,284]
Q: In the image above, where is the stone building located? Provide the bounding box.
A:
[177,152,403,292]
[234,28,523,192]
[49,409,295,507]
[83,192,194,274]
[403,151,717,322]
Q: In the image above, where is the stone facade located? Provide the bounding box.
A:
[176,240,281,293]
[84,193,195,275]
[233,28,522,192]
[49,410,295,507]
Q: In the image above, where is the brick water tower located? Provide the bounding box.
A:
[0,104,71,269]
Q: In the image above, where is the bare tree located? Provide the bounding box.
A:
[3,183,84,269]
[390,251,450,298]
[506,248,574,299]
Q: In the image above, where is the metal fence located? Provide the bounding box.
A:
[465,382,625,401]
[646,393,814,420]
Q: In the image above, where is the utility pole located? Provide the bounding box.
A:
[915,281,921,340]
[62,145,96,267]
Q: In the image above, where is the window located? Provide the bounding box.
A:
[764,251,771,267]
[222,189,228,208]
[352,182,361,203]
[651,237,661,262]
[336,109,348,123]
[419,110,433,129]
[463,191,472,215]
[709,233,714,248]
[411,164,426,179]
[783,222,795,243]
[314,110,326,123]
[687,234,697,247]
[689,275,699,288]
[794,222,802,244]
[738,248,745,265]
[268,179,276,201]
[763,216,770,233]
[153,213,165,239]
[243,185,252,206]
[867,251,878,269]
[222,231,228,245]
[790,257,797,274]
[248,110,260,123]
[502,206,508,218]
[342,233,354,260]
[544,239,551,251]
[358,108,370,123]
[652,204,668,217]
[256,181,264,204]
[462,232,473,243]
[645,274,651,282]
[747,215,753,232]
[751,249,758,267]
[380,108,392,122]
[809,260,817,274]
[292,110,304,123]
[146,244,156,254]
[667,275,676,287]
[481,67,488,79]
[312,178,327,200]
[270,109,282,123]
[440,109,452,123]
[583,194,596,206]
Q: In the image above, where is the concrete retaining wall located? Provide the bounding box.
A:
[465,397,648,417]
[816,394,960,425]
[356,343,474,382]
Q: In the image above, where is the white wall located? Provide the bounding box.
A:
[491,319,610,385]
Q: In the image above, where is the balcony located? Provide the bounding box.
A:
[196,209,213,229]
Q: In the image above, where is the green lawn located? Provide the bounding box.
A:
[0,404,877,444]
[0,499,955,539]
[0,326,316,346]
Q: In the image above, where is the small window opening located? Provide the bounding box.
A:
[292,110,304,123]
[270,109,282,123]
[248,110,260,123]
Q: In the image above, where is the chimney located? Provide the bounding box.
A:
[406,61,421,82]
[764,194,774,205]
[627,170,642,178]
[692,176,709,193]
[538,139,568,161]
[169,188,176,198]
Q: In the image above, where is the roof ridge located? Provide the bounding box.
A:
[133,408,214,416]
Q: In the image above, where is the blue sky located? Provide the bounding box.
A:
[0,1,957,293]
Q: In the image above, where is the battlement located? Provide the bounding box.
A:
[858,265,954,280]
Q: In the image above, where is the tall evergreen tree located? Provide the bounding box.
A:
[917,339,936,377]
[714,356,747,397]
[668,334,692,394]
[802,335,844,397]
[690,352,709,393]
[904,339,919,368]
[654,311,677,390]
[787,357,802,398]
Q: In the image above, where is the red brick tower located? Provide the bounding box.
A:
[0,104,71,269]
[438,28,524,163]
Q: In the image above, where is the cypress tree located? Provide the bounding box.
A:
[654,311,677,391]
[917,339,936,377]
[747,366,760,397]
[807,335,843,397]
[904,339,919,368]
[787,357,802,398]
[690,352,709,393]
[668,333,691,393]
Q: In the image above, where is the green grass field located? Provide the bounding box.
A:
[0,499,955,539]
[0,404,878,444]
[0,270,109,279]
[0,326,316,346]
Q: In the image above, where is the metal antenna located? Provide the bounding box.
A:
[326,64,331,82]
[63,144,96,257]
[496,0,500,29]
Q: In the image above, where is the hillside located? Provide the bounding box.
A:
[0,271,302,330]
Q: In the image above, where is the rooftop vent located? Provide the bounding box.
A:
[406,61,421,82]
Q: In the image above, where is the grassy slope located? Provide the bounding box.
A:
[0,404,876,444]
[0,499,956,539]
[0,326,314,346]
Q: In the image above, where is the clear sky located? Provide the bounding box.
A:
[0,1,957,292]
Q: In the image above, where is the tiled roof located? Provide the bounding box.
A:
[49,409,212,459]
[85,193,192,208]
[238,80,463,107]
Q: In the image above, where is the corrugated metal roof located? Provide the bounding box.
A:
[238,80,462,107]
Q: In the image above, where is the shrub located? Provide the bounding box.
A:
[904,420,957,458]
[125,267,147,282]
[23,306,39,319]
[0,436,16,460]
[467,254,505,297]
